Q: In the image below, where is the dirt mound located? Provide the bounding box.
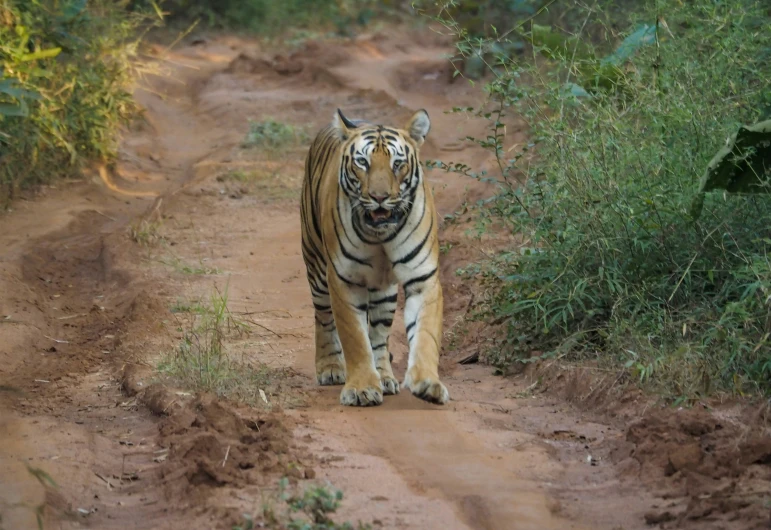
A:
[617,407,771,529]
[157,395,313,504]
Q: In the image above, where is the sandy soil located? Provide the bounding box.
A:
[1,26,769,530]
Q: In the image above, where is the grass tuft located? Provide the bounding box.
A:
[234,479,372,530]
[157,283,294,408]
[128,219,164,247]
[243,119,309,151]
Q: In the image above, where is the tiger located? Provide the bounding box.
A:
[300,108,449,407]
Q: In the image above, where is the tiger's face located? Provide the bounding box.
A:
[335,109,431,240]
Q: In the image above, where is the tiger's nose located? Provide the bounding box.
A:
[370,193,388,204]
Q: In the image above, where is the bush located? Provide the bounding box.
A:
[139,0,387,35]
[0,0,152,206]
[429,0,771,398]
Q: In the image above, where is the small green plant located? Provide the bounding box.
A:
[243,119,308,150]
[159,255,221,275]
[128,219,164,247]
[170,298,207,314]
[234,480,371,530]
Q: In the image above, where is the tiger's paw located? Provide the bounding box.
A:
[404,370,449,405]
[339,378,383,407]
[380,374,400,395]
[316,357,346,386]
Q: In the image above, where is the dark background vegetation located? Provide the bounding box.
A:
[1,0,768,400]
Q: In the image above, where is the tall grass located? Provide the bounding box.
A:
[157,284,294,407]
[0,0,155,206]
[428,0,771,399]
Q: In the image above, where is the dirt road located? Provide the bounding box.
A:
[1,27,768,530]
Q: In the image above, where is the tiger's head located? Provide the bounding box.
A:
[333,108,431,240]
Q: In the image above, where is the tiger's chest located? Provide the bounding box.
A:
[337,245,395,290]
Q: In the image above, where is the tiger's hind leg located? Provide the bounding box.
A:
[368,285,400,395]
[303,256,346,385]
[314,303,346,385]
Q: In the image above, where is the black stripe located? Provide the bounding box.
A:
[405,320,416,334]
[336,190,362,250]
[354,302,368,312]
[314,303,331,312]
[403,268,437,292]
[372,342,387,350]
[335,219,371,268]
[394,216,433,265]
[331,260,366,288]
[370,318,393,328]
[380,185,419,245]
[370,293,397,305]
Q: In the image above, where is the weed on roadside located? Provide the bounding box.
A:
[157,283,295,408]
[243,119,309,151]
[128,219,164,247]
[234,479,371,530]
[159,255,221,275]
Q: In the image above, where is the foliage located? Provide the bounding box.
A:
[243,119,308,150]
[234,480,371,530]
[0,0,154,206]
[157,283,296,407]
[427,0,771,398]
[136,0,391,36]
[691,119,771,219]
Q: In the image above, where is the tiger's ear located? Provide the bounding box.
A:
[332,108,358,139]
[404,109,430,146]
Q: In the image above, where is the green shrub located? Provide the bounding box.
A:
[429,0,771,398]
[0,0,152,206]
[243,119,308,150]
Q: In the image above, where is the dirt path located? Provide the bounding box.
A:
[1,27,768,530]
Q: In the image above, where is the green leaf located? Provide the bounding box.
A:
[62,0,88,22]
[0,100,29,117]
[21,47,62,62]
[691,119,771,219]
[0,79,41,100]
[601,24,657,67]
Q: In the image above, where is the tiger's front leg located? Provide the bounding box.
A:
[401,272,449,404]
[328,272,383,407]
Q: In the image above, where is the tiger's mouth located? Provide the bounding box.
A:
[365,207,400,227]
